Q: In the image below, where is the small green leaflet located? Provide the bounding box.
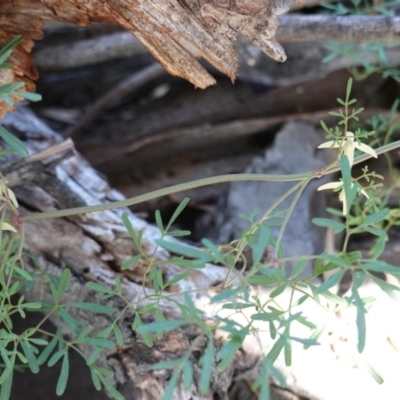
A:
[56,352,70,396]
[199,339,214,395]
[156,239,212,264]
[0,126,29,158]
[136,320,186,334]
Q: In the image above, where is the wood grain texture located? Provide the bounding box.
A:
[0,0,292,117]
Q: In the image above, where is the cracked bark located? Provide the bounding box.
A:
[0,0,292,117]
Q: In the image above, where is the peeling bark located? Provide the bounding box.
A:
[0,0,292,117]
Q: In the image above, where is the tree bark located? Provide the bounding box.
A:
[0,0,292,117]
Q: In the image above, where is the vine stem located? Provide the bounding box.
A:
[21,141,400,222]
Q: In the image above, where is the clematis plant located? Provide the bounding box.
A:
[318,131,377,167]
[317,131,377,215]
[317,179,369,215]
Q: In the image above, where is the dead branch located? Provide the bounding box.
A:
[33,15,400,76]
[277,15,400,42]
[0,0,293,117]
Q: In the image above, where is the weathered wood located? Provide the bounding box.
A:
[0,0,292,117]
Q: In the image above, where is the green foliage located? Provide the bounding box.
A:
[0,36,41,159]
[323,0,400,80]
[2,22,400,400]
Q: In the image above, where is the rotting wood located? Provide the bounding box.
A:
[0,0,293,117]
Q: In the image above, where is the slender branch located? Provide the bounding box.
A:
[21,140,400,222]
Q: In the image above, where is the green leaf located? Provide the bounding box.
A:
[266,338,284,364]
[361,261,400,276]
[217,335,244,371]
[252,225,271,265]
[353,290,366,353]
[81,338,115,348]
[317,270,345,294]
[368,236,386,259]
[166,230,191,237]
[69,302,115,315]
[23,302,42,310]
[153,358,182,370]
[312,218,345,234]
[0,347,12,381]
[0,125,29,158]
[346,78,353,102]
[269,320,277,339]
[162,369,179,400]
[166,197,190,231]
[0,368,13,400]
[270,283,288,298]
[320,119,331,134]
[48,349,66,367]
[51,268,71,303]
[360,208,389,227]
[296,316,317,330]
[101,377,124,400]
[121,255,141,271]
[56,353,69,396]
[201,238,225,264]
[252,359,271,400]
[320,252,349,268]
[121,213,143,249]
[211,288,239,303]
[38,336,58,365]
[115,275,122,294]
[0,82,25,94]
[247,274,282,286]
[368,274,400,300]
[337,98,346,106]
[155,210,164,233]
[20,340,39,373]
[136,320,186,334]
[15,91,42,102]
[60,308,78,331]
[199,339,213,395]
[164,271,192,288]
[290,260,309,279]
[326,207,345,217]
[0,50,12,65]
[0,35,23,59]
[284,338,292,366]
[77,325,95,341]
[86,348,102,366]
[365,362,384,384]
[113,324,123,347]
[288,335,319,347]
[340,154,357,214]
[152,267,163,294]
[182,360,193,390]
[86,282,117,296]
[156,239,212,263]
[0,61,12,69]
[222,302,254,310]
[89,367,102,391]
[183,293,208,332]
